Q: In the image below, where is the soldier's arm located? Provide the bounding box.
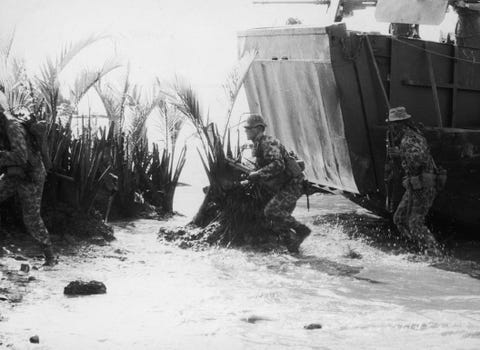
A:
[452,0,480,11]
[466,3,480,11]
[0,121,28,167]
[256,139,285,179]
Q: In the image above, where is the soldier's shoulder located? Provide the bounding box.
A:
[403,128,424,142]
[261,135,282,147]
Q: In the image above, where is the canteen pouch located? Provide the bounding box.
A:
[284,152,304,178]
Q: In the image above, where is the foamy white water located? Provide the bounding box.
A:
[1,191,480,349]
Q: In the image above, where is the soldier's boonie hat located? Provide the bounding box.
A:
[386,106,411,122]
[243,113,266,128]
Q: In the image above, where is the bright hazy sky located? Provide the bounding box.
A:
[0,0,459,188]
[1,0,457,115]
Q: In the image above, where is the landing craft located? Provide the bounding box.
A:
[238,0,480,232]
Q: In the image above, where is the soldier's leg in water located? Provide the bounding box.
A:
[17,179,54,265]
[264,180,309,251]
[393,189,413,239]
[408,187,438,251]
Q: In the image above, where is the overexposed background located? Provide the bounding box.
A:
[0,0,458,116]
[0,0,459,191]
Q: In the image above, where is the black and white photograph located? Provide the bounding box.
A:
[1,0,480,348]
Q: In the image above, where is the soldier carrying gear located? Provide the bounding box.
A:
[0,94,55,266]
[242,113,311,253]
[386,106,443,255]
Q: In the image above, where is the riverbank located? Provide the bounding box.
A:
[2,192,480,349]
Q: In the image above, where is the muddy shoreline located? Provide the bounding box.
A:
[2,194,480,348]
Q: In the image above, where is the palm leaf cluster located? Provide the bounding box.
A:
[170,80,277,248]
[95,79,187,218]
[1,36,188,228]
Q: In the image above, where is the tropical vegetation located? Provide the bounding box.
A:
[0,35,187,237]
[162,52,284,248]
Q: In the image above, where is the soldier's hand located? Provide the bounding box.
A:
[240,180,250,187]
[248,171,261,181]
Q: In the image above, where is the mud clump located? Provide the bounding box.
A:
[242,315,272,324]
[158,185,294,252]
[304,323,322,330]
[64,280,107,295]
[158,222,289,253]
[29,335,39,344]
[158,225,209,250]
[344,248,362,260]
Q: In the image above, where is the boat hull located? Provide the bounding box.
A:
[239,24,480,231]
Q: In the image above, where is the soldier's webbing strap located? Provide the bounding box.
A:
[302,179,310,211]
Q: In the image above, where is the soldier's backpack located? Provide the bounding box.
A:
[21,114,53,171]
[283,147,305,178]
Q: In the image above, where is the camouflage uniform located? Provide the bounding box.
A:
[0,113,51,247]
[392,126,438,249]
[253,134,310,248]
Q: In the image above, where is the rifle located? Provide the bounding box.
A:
[225,157,254,176]
[225,157,335,199]
[384,125,396,213]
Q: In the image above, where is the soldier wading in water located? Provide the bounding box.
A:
[243,113,311,253]
[0,95,55,266]
[386,107,444,254]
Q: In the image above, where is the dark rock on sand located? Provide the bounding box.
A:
[304,323,322,330]
[64,280,107,295]
[29,335,39,343]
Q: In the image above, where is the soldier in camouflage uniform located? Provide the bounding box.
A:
[386,107,440,253]
[0,101,55,265]
[243,113,311,253]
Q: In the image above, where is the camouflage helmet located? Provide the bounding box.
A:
[243,113,266,128]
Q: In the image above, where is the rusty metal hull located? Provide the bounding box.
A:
[239,24,480,231]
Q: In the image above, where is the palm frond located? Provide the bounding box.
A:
[149,104,185,148]
[118,64,131,128]
[94,83,121,119]
[95,66,130,131]
[221,49,257,141]
[56,34,106,72]
[0,28,16,60]
[129,112,149,145]
[70,59,121,106]
[35,35,106,121]
[173,80,204,128]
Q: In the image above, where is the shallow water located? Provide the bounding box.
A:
[1,189,480,349]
